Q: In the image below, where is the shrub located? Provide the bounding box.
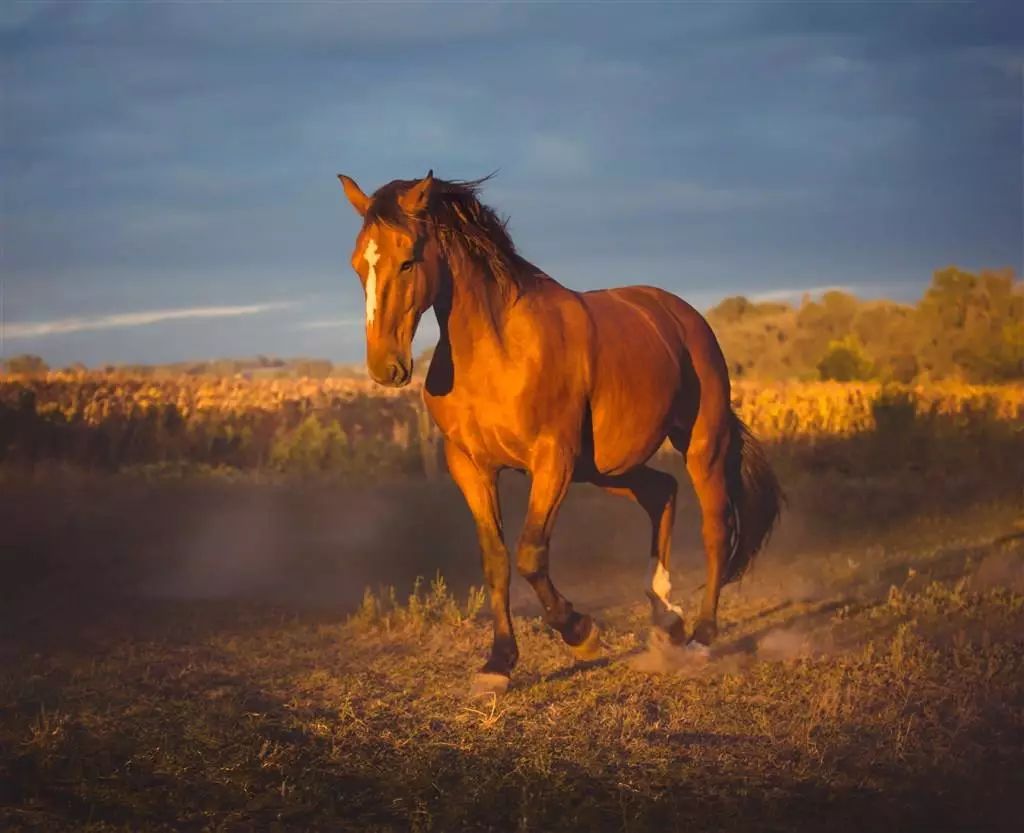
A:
[817,336,875,382]
[3,354,49,376]
[347,573,487,633]
[269,415,350,474]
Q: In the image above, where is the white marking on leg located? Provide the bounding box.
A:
[362,238,380,326]
[650,561,684,618]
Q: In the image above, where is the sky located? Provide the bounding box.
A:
[2,0,1022,367]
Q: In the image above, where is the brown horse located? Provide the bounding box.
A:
[337,171,782,697]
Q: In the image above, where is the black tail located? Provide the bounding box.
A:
[723,412,784,585]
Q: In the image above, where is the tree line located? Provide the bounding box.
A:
[707,267,1023,383]
[4,266,1021,384]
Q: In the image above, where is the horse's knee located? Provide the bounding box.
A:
[479,545,510,588]
[515,540,547,582]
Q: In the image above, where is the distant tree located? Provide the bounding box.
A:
[820,290,860,331]
[885,352,920,384]
[851,302,917,382]
[3,354,48,375]
[708,296,752,324]
[702,269,1022,382]
[986,320,1024,381]
[817,336,874,382]
[916,267,1022,381]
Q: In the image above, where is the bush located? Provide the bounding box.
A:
[3,354,49,376]
[269,415,350,474]
[871,386,918,437]
[818,336,874,382]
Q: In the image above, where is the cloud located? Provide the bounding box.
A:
[297,318,363,331]
[749,285,854,303]
[5,302,294,339]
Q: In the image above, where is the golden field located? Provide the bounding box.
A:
[731,380,1024,440]
[1,372,1021,478]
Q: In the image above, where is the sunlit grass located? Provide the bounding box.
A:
[2,521,1021,831]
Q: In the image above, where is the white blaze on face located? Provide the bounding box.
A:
[650,561,684,618]
[362,238,381,326]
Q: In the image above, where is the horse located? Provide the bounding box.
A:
[336,170,783,697]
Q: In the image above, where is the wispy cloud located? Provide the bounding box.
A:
[749,285,854,303]
[5,302,294,339]
[297,318,363,331]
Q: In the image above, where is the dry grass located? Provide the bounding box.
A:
[731,380,1024,441]
[1,502,1022,832]
[4,373,1021,435]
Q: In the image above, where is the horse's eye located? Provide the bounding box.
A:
[399,260,415,272]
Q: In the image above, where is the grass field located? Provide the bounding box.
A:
[1,459,1022,831]
[3,374,1022,478]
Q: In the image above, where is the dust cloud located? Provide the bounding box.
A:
[2,465,1020,666]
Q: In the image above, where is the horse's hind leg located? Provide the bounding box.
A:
[594,466,685,644]
[675,421,732,649]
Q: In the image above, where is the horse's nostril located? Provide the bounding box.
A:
[373,358,410,387]
[390,359,410,384]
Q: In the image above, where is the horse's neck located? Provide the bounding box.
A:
[441,250,511,366]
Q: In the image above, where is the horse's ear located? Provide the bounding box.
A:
[399,170,434,216]
[338,174,371,217]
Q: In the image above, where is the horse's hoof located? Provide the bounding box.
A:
[469,672,510,699]
[654,614,688,645]
[690,620,718,646]
[684,640,712,661]
[569,621,603,662]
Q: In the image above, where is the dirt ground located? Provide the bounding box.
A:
[1,466,1023,831]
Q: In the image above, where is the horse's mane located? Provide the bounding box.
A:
[366,174,540,298]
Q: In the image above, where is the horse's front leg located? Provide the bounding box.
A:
[516,440,602,661]
[444,441,517,698]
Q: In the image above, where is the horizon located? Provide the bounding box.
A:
[3,2,1021,367]
[2,279,952,370]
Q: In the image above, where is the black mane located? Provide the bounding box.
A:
[366,175,540,297]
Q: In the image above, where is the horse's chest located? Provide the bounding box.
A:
[424,384,535,468]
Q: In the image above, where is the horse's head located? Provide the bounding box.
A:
[337,171,443,387]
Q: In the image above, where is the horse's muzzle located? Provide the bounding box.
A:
[369,356,412,387]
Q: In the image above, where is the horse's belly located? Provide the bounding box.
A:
[589,394,674,475]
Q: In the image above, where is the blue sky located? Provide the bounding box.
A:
[2,0,1021,367]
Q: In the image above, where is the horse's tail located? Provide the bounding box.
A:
[722,412,784,585]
